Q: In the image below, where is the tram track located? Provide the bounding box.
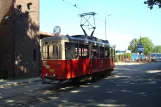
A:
[1,63,143,107]
[1,73,115,107]
[1,63,159,107]
[0,80,83,107]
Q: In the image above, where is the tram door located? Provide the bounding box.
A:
[99,46,105,71]
[91,45,100,73]
[78,44,90,75]
[104,47,110,70]
[110,47,115,69]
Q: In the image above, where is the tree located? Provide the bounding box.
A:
[153,45,161,53]
[138,37,154,55]
[128,37,154,55]
[144,0,161,9]
[128,38,138,53]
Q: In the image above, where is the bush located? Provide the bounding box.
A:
[115,53,132,62]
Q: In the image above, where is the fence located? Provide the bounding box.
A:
[115,53,148,63]
[115,53,132,62]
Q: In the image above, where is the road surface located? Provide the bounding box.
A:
[0,62,161,107]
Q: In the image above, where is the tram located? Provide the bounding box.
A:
[40,35,115,83]
[40,12,115,83]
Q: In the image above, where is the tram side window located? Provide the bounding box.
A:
[100,46,105,58]
[65,42,76,59]
[75,44,79,59]
[113,48,115,59]
[109,47,114,58]
[111,48,115,58]
[105,47,110,58]
[79,44,88,58]
[92,46,99,58]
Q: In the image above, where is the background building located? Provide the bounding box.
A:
[115,50,131,55]
[0,0,40,79]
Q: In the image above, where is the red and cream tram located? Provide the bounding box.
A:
[40,35,115,83]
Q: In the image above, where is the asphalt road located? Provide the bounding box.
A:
[0,62,161,107]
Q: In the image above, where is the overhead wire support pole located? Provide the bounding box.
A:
[140,36,142,44]
[78,12,97,37]
[78,12,97,68]
[105,14,112,40]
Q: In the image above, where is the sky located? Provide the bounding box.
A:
[40,0,161,50]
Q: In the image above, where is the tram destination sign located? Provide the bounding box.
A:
[137,44,144,53]
[53,26,61,36]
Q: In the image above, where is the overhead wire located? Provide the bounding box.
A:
[59,0,119,40]
[60,0,104,22]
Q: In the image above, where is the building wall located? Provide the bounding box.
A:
[0,0,14,77]
[13,0,40,77]
[0,0,40,78]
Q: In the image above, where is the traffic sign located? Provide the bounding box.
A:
[137,44,144,53]
[53,26,61,36]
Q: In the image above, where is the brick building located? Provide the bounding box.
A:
[0,0,40,79]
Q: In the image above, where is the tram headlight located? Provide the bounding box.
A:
[53,74,56,77]
[45,73,48,76]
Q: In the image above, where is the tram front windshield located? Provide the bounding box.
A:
[42,44,61,59]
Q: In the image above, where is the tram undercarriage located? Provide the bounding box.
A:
[42,69,114,85]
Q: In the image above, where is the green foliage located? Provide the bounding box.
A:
[128,37,154,55]
[128,38,138,53]
[144,0,161,9]
[124,53,132,59]
[115,53,132,62]
[153,45,161,53]
[138,37,154,55]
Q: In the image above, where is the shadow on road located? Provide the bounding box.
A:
[34,62,161,107]
[0,62,161,107]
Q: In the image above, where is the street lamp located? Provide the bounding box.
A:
[140,36,142,44]
[105,14,112,40]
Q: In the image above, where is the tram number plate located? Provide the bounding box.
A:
[50,69,54,72]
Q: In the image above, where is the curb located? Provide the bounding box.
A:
[0,78,42,88]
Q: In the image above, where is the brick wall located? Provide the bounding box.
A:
[0,0,40,78]
[13,0,40,77]
[0,0,14,77]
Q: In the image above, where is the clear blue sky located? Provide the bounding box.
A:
[40,0,161,50]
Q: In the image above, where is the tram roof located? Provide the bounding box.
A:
[42,35,111,46]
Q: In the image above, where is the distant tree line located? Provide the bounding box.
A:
[128,37,161,55]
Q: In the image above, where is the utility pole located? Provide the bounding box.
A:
[105,18,107,40]
[105,14,111,40]
[139,36,142,63]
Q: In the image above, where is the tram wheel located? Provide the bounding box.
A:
[101,72,107,78]
[71,78,80,87]
[42,78,45,84]
[107,71,112,76]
